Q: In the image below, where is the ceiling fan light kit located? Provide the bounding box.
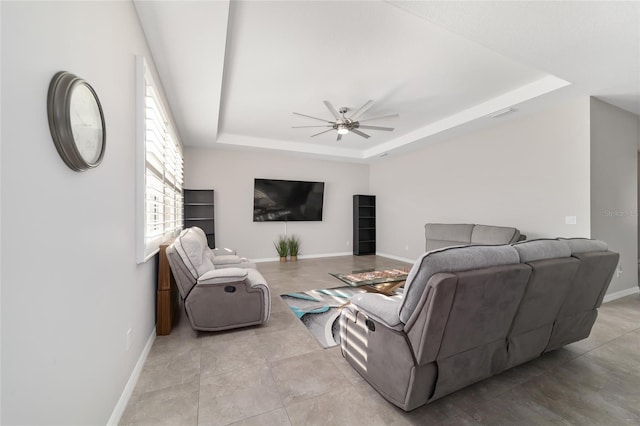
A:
[293,100,398,141]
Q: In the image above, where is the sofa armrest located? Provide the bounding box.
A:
[212,254,244,265]
[198,268,248,285]
[216,261,257,270]
[212,247,237,256]
[245,268,268,288]
[350,293,403,330]
[212,254,256,269]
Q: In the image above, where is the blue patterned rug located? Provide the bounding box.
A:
[280,286,403,348]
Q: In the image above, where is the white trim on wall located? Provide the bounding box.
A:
[250,252,416,265]
[602,285,640,304]
[376,252,415,265]
[135,56,147,263]
[107,328,156,426]
[253,252,353,263]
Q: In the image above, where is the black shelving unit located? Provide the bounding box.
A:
[353,195,376,255]
[184,189,215,248]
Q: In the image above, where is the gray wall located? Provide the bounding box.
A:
[184,148,370,259]
[1,2,163,424]
[590,98,639,294]
[370,97,592,261]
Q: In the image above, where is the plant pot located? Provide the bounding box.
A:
[290,255,298,262]
[280,256,287,262]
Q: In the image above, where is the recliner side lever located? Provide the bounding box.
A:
[365,318,376,332]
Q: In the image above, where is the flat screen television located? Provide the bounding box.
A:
[253,178,324,222]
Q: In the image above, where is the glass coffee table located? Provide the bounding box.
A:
[330,268,410,296]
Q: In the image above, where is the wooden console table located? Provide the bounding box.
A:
[157,239,180,335]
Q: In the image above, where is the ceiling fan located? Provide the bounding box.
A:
[292,100,398,141]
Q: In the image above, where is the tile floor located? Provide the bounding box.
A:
[120,255,640,425]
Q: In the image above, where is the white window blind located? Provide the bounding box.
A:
[136,57,183,263]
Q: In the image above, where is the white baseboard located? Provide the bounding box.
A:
[253,252,352,263]
[299,252,352,260]
[254,252,416,264]
[253,256,282,263]
[107,327,156,426]
[376,252,415,264]
[603,286,640,303]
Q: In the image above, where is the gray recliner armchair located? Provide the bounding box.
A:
[166,227,270,331]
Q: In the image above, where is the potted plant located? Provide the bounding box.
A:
[288,235,301,261]
[274,235,289,262]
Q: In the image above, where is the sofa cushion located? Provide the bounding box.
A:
[425,223,523,251]
[399,245,520,324]
[199,268,248,285]
[351,293,403,330]
[425,224,474,251]
[174,228,215,279]
[513,239,571,263]
[213,254,246,265]
[560,238,608,254]
[471,225,520,245]
[190,226,210,246]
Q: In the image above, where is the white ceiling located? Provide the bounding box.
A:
[135,1,640,161]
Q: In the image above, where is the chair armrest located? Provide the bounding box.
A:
[212,247,237,256]
[350,293,403,330]
[216,261,257,270]
[198,268,248,285]
[245,268,268,288]
[212,254,244,265]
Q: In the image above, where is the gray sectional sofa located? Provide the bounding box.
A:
[339,238,618,411]
[425,223,524,251]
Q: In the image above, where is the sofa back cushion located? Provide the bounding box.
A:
[513,239,571,262]
[399,244,521,324]
[424,224,474,251]
[471,225,521,245]
[558,239,615,312]
[425,223,522,251]
[546,239,619,351]
[561,237,609,254]
[425,263,531,400]
[165,227,217,298]
[174,228,215,277]
[506,239,579,369]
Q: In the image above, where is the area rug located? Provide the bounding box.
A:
[280,286,403,348]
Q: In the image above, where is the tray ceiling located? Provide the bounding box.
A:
[135,1,639,161]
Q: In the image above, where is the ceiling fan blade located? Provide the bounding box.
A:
[351,129,370,139]
[323,100,341,120]
[292,125,333,128]
[310,129,335,138]
[337,133,343,142]
[358,113,399,123]
[349,100,374,121]
[357,125,394,131]
[293,112,333,123]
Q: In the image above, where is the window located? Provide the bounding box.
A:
[136,57,183,263]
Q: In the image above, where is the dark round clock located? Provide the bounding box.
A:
[47,71,106,171]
